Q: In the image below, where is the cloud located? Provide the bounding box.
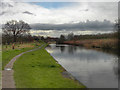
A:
[30,20,114,31]
[0,12,6,15]
[9,0,120,2]
[118,1,120,19]
[0,0,118,37]
[0,0,118,24]
[29,19,115,37]
[30,29,113,37]
[22,11,35,15]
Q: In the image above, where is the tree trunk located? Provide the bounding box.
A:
[13,35,16,42]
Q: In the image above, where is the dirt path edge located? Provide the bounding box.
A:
[2,45,44,88]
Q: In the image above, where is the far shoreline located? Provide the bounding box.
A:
[56,38,118,56]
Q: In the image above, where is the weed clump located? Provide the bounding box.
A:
[50,65,56,68]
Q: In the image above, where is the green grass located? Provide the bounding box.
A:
[2,41,44,69]
[13,45,85,88]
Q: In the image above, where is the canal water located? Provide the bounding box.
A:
[46,44,118,88]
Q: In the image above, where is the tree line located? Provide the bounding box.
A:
[57,19,120,44]
[2,19,120,45]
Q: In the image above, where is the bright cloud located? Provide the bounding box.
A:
[0,0,118,37]
[1,0,118,24]
[30,29,113,37]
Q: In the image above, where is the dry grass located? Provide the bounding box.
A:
[64,38,118,50]
[2,41,41,51]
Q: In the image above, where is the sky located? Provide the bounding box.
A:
[0,0,119,37]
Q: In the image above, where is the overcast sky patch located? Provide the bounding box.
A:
[30,20,114,31]
[0,0,118,37]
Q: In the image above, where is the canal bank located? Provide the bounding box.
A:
[13,44,85,88]
[45,47,86,88]
[62,38,118,55]
[46,44,118,88]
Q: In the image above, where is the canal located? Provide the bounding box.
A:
[46,44,118,88]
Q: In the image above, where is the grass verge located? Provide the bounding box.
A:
[2,41,43,69]
[13,44,85,88]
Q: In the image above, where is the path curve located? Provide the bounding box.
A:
[2,45,44,88]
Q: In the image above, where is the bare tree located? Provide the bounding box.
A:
[2,20,31,42]
[67,33,74,40]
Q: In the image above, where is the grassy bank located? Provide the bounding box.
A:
[2,41,43,69]
[64,38,118,50]
[13,44,85,88]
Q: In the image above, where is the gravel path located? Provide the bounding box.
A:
[2,45,44,88]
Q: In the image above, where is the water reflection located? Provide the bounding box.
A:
[46,44,118,88]
[60,46,65,53]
